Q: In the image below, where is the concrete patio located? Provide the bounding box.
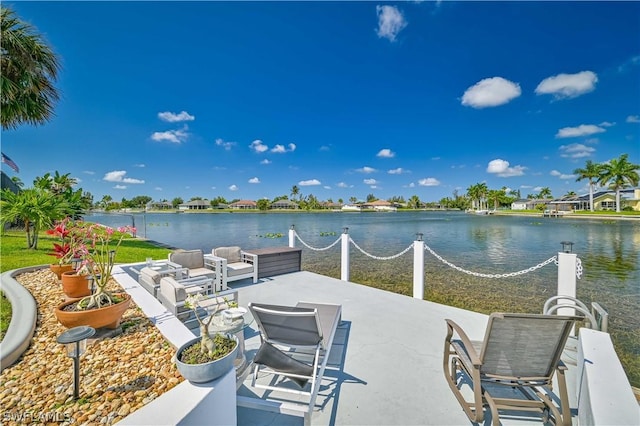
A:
[105,266,637,425]
[230,271,578,425]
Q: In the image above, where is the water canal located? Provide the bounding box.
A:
[89,210,640,385]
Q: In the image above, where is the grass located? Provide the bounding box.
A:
[0,229,172,336]
[0,292,11,341]
[0,230,172,273]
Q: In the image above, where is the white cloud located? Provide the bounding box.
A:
[599,121,615,127]
[408,182,415,188]
[618,55,640,73]
[431,156,441,161]
[158,111,195,122]
[134,163,145,168]
[377,148,395,158]
[83,170,95,175]
[103,170,145,184]
[319,145,330,151]
[356,166,377,173]
[248,177,260,184]
[364,178,378,185]
[271,143,296,153]
[324,185,331,189]
[555,124,605,138]
[550,170,575,180]
[337,182,349,188]
[461,77,521,108]
[229,184,239,191]
[299,179,321,186]
[535,71,598,99]
[260,159,272,165]
[155,187,162,191]
[626,115,640,123]
[418,178,440,186]
[559,143,595,159]
[486,159,526,177]
[376,5,407,42]
[151,126,189,143]
[114,185,127,190]
[249,140,269,153]
[216,138,236,150]
[388,168,406,174]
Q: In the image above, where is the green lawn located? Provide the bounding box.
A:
[0,229,172,337]
[0,230,172,273]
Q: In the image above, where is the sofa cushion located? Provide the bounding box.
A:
[227,262,254,277]
[169,249,204,269]
[213,246,242,264]
[160,276,204,305]
[140,266,162,283]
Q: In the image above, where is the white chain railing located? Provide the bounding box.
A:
[424,243,559,278]
[293,229,583,279]
[294,231,342,251]
[349,237,414,260]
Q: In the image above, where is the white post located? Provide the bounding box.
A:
[341,227,350,282]
[288,225,295,248]
[557,241,577,316]
[413,233,425,299]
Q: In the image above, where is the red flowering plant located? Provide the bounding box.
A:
[72,223,136,309]
[46,218,84,266]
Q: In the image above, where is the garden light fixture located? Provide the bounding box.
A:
[560,241,574,253]
[57,326,95,399]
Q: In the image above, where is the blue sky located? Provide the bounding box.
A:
[2,1,639,203]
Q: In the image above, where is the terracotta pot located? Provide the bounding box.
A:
[50,264,74,280]
[175,335,239,383]
[54,293,132,329]
[60,271,92,298]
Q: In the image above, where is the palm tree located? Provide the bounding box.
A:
[51,171,77,195]
[290,185,300,201]
[408,194,421,209]
[574,160,602,212]
[1,6,61,130]
[0,187,67,249]
[598,154,640,213]
[538,187,552,199]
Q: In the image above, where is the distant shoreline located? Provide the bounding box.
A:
[492,211,640,221]
[89,209,640,221]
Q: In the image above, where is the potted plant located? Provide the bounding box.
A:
[47,218,77,280]
[174,294,238,383]
[54,223,136,329]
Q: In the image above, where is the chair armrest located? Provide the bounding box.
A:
[167,260,184,270]
[445,319,481,366]
[204,254,225,268]
[241,251,257,264]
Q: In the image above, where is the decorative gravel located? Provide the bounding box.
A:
[0,268,183,425]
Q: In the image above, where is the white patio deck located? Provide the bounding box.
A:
[111,264,636,426]
[229,271,579,425]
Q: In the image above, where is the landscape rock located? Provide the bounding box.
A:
[0,269,184,425]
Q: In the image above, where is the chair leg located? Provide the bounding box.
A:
[483,391,500,426]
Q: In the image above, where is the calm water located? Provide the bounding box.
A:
[89,211,640,381]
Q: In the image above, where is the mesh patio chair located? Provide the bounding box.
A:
[443,313,577,426]
[239,301,342,423]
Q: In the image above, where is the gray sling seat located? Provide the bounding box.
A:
[241,301,342,420]
[444,313,577,426]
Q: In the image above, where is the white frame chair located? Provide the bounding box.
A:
[238,301,342,424]
[205,246,258,290]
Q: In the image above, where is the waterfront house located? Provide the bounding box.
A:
[178,199,210,210]
[511,199,529,210]
[229,200,257,209]
[270,200,299,210]
[363,199,398,212]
